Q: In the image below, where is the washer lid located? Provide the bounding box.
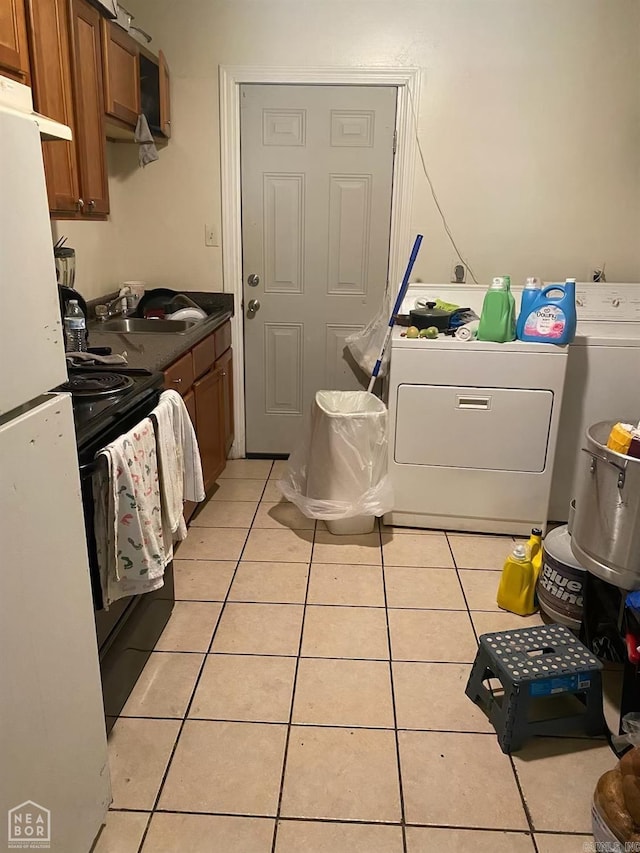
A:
[391,327,566,354]
[543,524,586,571]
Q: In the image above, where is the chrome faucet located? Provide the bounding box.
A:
[95,292,137,322]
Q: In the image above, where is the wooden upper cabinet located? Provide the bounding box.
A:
[158,49,170,138]
[101,19,139,127]
[0,0,30,82]
[70,0,109,215]
[27,0,80,214]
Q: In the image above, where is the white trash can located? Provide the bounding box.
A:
[279,390,393,535]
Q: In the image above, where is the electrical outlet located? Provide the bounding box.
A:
[205,223,218,247]
[451,261,466,284]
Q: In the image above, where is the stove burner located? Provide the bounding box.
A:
[62,372,135,397]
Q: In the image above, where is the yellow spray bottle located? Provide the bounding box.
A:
[496,543,538,616]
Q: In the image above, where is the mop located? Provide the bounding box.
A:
[367,233,423,393]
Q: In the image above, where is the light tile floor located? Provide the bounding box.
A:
[96,459,616,853]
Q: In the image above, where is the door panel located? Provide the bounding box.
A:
[71,0,109,215]
[394,385,554,473]
[263,174,304,294]
[101,20,140,127]
[158,49,171,137]
[0,0,29,80]
[241,84,396,454]
[194,367,224,491]
[327,174,371,294]
[264,323,303,415]
[28,0,80,213]
[182,388,197,522]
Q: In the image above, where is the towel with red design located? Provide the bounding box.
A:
[92,417,169,606]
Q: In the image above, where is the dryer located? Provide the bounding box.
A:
[386,328,568,535]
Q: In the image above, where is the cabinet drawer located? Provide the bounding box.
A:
[164,351,194,394]
[192,333,216,380]
[394,384,553,473]
[214,321,231,359]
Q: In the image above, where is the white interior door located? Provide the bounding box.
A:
[241,84,397,455]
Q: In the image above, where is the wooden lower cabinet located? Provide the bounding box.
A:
[182,388,198,523]
[217,347,234,457]
[163,320,234,513]
[193,365,225,492]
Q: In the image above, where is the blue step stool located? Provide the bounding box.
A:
[465,623,605,753]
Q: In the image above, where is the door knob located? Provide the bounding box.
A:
[247,274,260,287]
[247,299,260,317]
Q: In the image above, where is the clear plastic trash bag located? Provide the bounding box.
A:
[345,289,391,378]
[278,390,394,521]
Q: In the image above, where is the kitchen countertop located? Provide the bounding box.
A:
[87,306,233,372]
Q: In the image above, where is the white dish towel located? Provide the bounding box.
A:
[152,389,206,542]
[92,417,169,607]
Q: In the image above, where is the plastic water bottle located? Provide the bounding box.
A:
[63,299,87,352]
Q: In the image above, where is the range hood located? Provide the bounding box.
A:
[0,75,72,141]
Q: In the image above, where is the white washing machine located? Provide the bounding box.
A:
[549,282,640,521]
[385,284,568,535]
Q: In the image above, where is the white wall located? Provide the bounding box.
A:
[69,0,640,296]
[51,145,131,300]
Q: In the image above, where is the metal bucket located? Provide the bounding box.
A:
[538,524,585,630]
[572,420,640,590]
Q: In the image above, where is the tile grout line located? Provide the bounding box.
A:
[270,505,316,853]
[445,532,481,645]
[509,753,540,852]
[134,461,275,853]
[379,521,409,853]
[117,803,571,836]
[444,532,539,846]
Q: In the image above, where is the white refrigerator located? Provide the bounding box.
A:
[0,80,111,851]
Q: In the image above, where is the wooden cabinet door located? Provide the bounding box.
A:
[101,19,139,127]
[70,0,109,215]
[27,0,81,214]
[158,48,170,138]
[182,388,198,523]
[217,347,234,457]
[194,367,225,493]
[0,0,30,81]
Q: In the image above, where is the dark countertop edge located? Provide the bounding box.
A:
[87,309,234,373]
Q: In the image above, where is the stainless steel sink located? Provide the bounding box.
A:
[98,318,199,334]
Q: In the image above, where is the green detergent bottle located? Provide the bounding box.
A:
[477,276,516,343]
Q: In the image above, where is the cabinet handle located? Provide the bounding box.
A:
[172,378,182,384]
[77,198,85,210]
[221,371,226,377]
[88,200,96,211]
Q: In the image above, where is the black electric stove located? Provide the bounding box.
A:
[63,366,164,450]
[62,365,174,733]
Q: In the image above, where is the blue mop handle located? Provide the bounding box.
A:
[369,233,423,384]
[389,233,423,327]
